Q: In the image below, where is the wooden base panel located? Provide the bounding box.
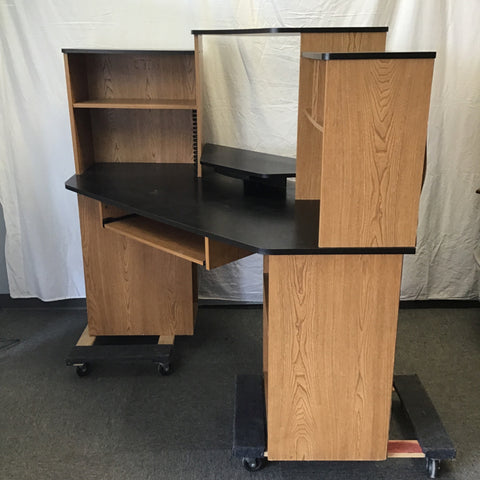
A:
[266,254,403,461]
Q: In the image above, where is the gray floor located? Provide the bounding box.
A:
[0,305,478,480]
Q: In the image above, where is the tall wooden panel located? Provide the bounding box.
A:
[267,254,403,461]
[78,196,196,336]
[296,32,387,200]
[318,57,435,247]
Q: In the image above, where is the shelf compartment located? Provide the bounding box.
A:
[65,51,195,105]
[104,215,206,265]
[90,109,194,163]
[74,99,197,110]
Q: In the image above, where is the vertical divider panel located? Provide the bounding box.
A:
[295,32,387,200]
[318,58,435,248]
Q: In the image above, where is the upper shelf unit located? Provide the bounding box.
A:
[63,49,200,173]
[301,51,436,248]
[191,27,390,192]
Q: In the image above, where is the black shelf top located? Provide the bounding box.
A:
[200,144,296,179]
[65,163,414,255]
[303,51,436,60]
[62,49,194,55]
[192,26,388,35]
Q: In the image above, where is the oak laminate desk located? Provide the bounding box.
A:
[63,36,454,475]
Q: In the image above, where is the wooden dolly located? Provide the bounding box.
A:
[233,374,456,478]
[66,325,174,377]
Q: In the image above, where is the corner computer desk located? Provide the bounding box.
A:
[63,38,454,476]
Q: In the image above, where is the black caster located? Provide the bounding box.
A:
[426,457,441,478]
[75,363,90,377]
[242,457,266,472]
[157,362,172,376]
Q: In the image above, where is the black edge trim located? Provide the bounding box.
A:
[62,49,194,55]
[303,51,436,60]
[192,27,388,35]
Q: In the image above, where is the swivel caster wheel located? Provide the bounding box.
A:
[242,457,266,472]
[426,458,441,478]
[75,363,90,377]
[157,362,172,376]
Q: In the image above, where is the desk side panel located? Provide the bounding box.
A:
[296,31,387,200]
[78,195,195,335]
[319,58,434,247]
[267,254,402,461]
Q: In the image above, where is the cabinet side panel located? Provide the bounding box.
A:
[319,58,434,247]
[90,109,194,163]
[296,32,387,199]
[64,54,94,174]
[85,53,195,100]
[78,195,195,335]
[267,254,402,461]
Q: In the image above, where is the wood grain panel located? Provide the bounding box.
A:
[64,54,94,174]
[78,195,196,336]
[85,53,195,101]
[90,109,194,163]
[204,237,253,270]
[319,58,434,247]
[296,32,387,199]
[267,254,403,461]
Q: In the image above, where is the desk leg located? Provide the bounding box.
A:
[266,254,403,461]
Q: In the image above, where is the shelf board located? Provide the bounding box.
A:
[104,215,206,265]
[73,99,197,110]
[200,144,296,179]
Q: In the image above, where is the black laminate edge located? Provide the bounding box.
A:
[62,49,194,55]
[303,51,436,60]
[192,26,388,35]
[394,375,456,460]
[233,374,266,459]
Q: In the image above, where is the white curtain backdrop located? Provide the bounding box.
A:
[0,0,479,301]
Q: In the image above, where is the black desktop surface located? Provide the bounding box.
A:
[65,163,413,255]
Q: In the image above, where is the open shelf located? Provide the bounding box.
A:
[73,99,197,110]
[104,215,206,265]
